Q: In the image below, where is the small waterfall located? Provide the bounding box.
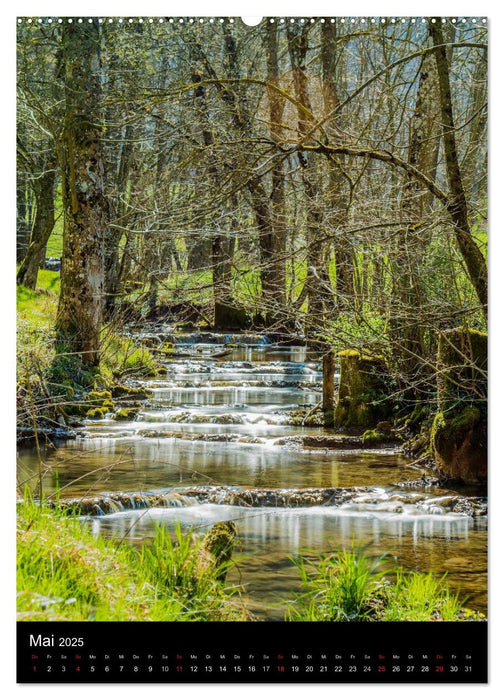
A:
[51,486,487,518]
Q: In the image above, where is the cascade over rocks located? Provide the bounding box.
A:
[49,485,487,516]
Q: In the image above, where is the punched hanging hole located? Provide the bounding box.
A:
[241,17,263,26]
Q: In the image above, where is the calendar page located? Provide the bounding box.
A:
[15,14,488,684]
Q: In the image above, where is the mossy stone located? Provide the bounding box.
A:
[362,428,401,446]
[88,390,112,403]
[86,407,107,420]
[111,384,152,400]
[66,403,89,417]
[113,408,139,421]
[431,328,487,483]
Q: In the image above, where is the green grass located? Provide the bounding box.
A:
[17,496,245,621]
[17,270,60,325]
[287,546,483,622]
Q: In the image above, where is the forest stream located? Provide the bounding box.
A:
[17,330,488,620]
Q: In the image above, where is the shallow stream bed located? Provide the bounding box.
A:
[17,331,487,619]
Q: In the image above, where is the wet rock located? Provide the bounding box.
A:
[210,414,244,425]
[273,435,399,451]
[53,486,372,514]
[51,485,487,518]
[395,475,445,488]
[43,257,61,271]
[16,426,77,444]
[453,497,488,517]
[284,409,328,427]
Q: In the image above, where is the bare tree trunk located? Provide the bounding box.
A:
[430,23,488,315]
[287,25,327,327]
[322,349,336,418]
[16,172,31,264]
[104,123,134,316]
[321,20,353,312]
[391,49,441,382]
[56,21,106,367]
[265,22,286,317]
[191,71,234,324]
[17,160,56,289]
[462,52,487,203]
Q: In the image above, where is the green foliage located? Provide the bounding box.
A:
[17,497,244,621]
[287,546,477,622]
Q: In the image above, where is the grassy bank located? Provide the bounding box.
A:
[287,548,483,622]
[17,498,246,621]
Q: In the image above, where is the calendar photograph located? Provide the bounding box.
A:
[16,15,488,683]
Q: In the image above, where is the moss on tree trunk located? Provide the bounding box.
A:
[430,328,487,483]
[333,350,391,429]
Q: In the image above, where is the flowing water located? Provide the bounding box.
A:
[17,330,487,619]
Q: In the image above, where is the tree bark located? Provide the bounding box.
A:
[321,20,353,312]
[56,21,106,367]
[391,49,441,381]
[287,25,327,326]
[265,22,286,316]
[429,23,487,315]
[322,350,336,412]
[191,71,233,318]
[17,159,56,289]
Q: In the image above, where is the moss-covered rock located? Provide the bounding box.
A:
[113,408,139,422]
[431,406,487,484]
[111,384,152,400]
[362,420,402,446]
[86,407,107,420]
[334,350,392,429]
[88,390,113,403]
[155,342,174,356]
